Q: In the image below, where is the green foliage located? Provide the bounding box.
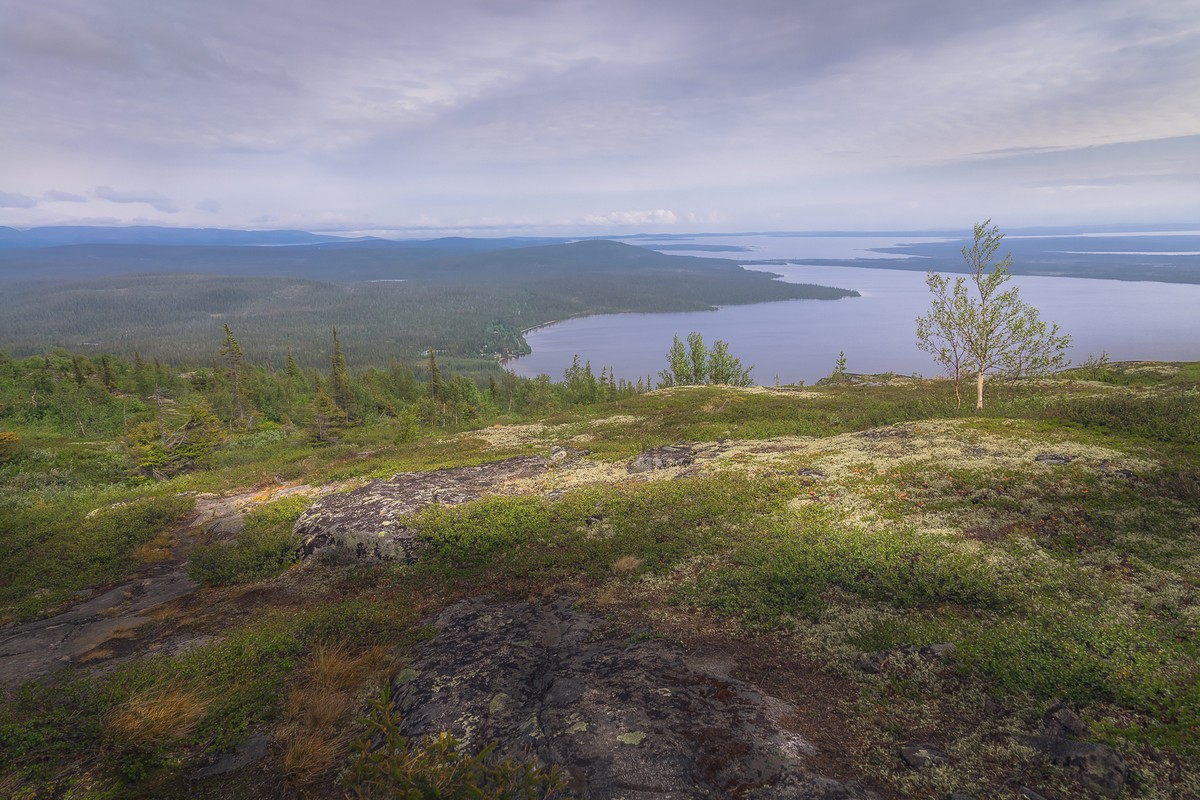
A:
[828,350,849,383]
[344,683,570,799]
[690,517,1011,623]
[0,493,194,622]
[219,323,248,426]
[1076,351,1112,381]
[657,332,753,388]
[417,496,553,563]
[414,473,794,582]
[126,399,226,479]
[917,220,1071,409]
[331,327,356,418]
[956,610,1192,715]
[1052,390,1200,448]
[186,496,308,586]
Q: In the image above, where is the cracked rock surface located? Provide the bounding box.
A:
[295,455,550,561]
[390,597,876,800]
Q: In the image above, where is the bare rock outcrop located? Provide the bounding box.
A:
[627,444,696,473]
[388,597,877,799]
[295,456,549,562]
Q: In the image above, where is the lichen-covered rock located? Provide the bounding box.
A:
[628,444,696,473]
[1042,700,1089,739]
[899,742,949,769]
[295,456,549,562]
[1014,734,1127,797]
[854,643,956,674]
[388,597,877,799]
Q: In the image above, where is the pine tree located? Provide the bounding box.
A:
[310,387,348,443]
[98,355,118,393]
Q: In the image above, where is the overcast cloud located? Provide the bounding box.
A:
[1,0,1197,234]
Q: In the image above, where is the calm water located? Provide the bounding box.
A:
[508,235,1200,386]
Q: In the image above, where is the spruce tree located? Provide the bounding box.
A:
[330,328,355,418]
[285,352,302,381]
[219,324,246,427]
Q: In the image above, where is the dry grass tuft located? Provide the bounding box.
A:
[134,530,176,563]
[284,687,351,730]
[280,730,341,785]
[106,684,208,743]
[613,555,645,573]
[308,643,389,692]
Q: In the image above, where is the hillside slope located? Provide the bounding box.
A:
[1,363,1197,799]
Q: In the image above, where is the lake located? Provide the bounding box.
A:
[507,234,1200,386]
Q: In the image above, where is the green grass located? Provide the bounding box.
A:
[411,471,796,581]
[187,496,310,586]
[688,513,1014,623]
[0,491,194,622]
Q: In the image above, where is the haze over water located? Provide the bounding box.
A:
[509,234,1200,386]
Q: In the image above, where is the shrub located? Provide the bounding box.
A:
[186,496,309,585]
[691,521,1011,623]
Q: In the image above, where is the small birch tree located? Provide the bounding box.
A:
[916,220,1071,410]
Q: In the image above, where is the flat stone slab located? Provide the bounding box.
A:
[388,597,876,800]
[628,445,696,473]
[0,565,197,692]
[296,456,550,562]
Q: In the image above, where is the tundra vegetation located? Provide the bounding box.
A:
[0,338,1198,799]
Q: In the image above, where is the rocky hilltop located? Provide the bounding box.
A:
[3,367,1198,799]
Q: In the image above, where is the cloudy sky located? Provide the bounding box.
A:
[1,0,1198,235]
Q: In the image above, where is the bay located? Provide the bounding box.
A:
[508,235,1200,386]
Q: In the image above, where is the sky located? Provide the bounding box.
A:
[1,0,1198,236]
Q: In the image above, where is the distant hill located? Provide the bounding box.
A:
[0,225,374,248]
[0,239,857,368]
[794,233,1200,283]
[0,225,577,251]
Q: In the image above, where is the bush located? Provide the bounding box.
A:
[1054,391,1200,447]
[692,520,1011,623]
[187,496,309,585]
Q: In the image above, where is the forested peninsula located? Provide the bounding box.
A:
[0,237,856,369]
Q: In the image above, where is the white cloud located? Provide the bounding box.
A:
[0,1,1195,231]
[581,210,679,227]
